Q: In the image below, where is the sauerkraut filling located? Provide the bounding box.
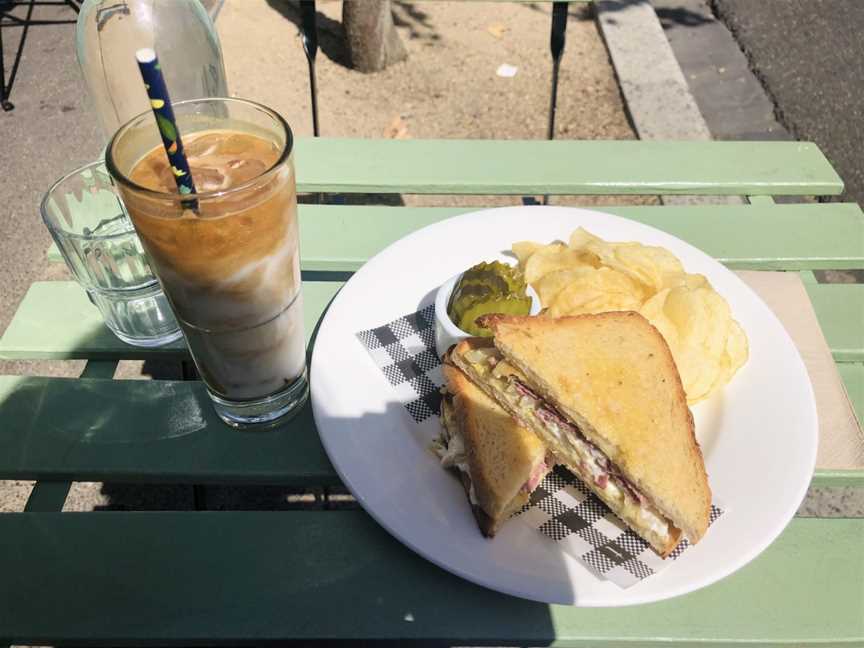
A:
[433,390,551,507]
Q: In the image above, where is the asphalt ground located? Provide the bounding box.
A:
[710,0,864,206]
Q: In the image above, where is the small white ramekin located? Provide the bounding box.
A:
[434,271,541,359]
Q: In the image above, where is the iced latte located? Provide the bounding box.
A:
[107,99,307,426]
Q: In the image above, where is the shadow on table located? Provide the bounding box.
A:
[0,331,574,616]
[93,284,350,514]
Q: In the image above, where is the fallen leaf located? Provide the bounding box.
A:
[487,23,509,39]
[384,115,410,139]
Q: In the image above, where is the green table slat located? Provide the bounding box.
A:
[805,283,864,362]
[0,281,342,361]
[0,375,336,485]
[838,362,864,424]
[293,139,843,195]
[47,203,864,268]
[299,202,864,272]
[4,275,862,363]
[0,513,860,645]
[810,468,864,488]
[0,372,855,487]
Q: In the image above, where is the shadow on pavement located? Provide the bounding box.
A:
[264,0,348,67]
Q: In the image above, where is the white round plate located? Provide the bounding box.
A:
[310,206,817,606]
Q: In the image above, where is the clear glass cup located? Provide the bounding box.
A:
[106,97,308,427]
[41,161,183,347]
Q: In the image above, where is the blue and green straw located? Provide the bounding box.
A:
[135,48,197,208]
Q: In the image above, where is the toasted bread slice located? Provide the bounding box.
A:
[440,362,548,537]
[475,312,711,546]
[449,337,682,556]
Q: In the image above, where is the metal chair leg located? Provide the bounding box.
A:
[1,4,13,111]
[544,2,569,204]
[300,0,319,137]
[1,0,40,112]
[547,2,568,140]
[299,0,324,203]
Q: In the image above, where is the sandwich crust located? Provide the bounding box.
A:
[476,312,711,544]
[441,362,547,536]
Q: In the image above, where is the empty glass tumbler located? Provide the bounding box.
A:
[41,161,182,347]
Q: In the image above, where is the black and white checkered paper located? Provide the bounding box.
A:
[357,305,725,588]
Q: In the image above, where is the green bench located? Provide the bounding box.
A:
[1,138,862,645]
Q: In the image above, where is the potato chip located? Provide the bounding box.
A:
[725,319,749,373]
[547,267,644,317]
[602,243,685,293]
[684,273,709,290]
[523,245,592,284]
[705,319,749,397]
[533,268,594,307]
[549,288,643,317]
[514,227,748,402]
[641,286,732,403]
[639,288,679,352]
[568,227,603,251]
[512,241,545,266]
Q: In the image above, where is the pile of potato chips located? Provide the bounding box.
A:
[513,228,748,404]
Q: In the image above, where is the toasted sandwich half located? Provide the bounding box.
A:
[449,312,711,557]
[433,361,551,537]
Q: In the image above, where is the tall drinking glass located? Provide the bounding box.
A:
[41,161,182,347]
[106,98,308,427]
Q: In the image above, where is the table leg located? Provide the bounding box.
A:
[25,481,71,512]
[193,484,207,510]
[180,359,198,381]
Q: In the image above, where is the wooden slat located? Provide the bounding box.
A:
[810,469,864,488]
[297,203,864,271]
[293,139,843,195]
[4,275,862,363]
[0,375,337,486]
[0,281,342,361]
[47,203,864,268]
[0,372,856,488]
[805,283,864,362]
[0,512,860,645]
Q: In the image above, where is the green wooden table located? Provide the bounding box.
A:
[2,139,863,646]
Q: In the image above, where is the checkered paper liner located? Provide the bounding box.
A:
[356,305,725,588]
